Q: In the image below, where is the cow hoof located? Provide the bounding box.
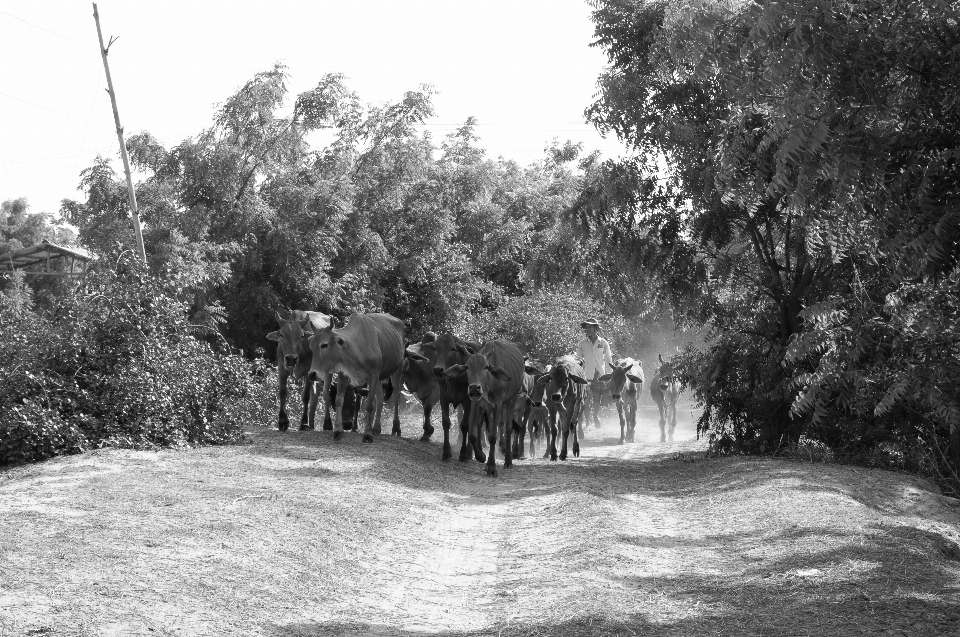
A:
[322,421,333,431]
[300,424,313,431]
[459,451,471,462]
[442,450,452,461]
[278,424,289,432]
[618,439,624,445]
[559,453,567,461]
[423,424,435,438]
[333,430,343,441]
[486,465,498,477]
[475,453,487,464]
[373,425,382,435]
[573,447,580,458]
[363,434,374,443]
[392,427,401,437]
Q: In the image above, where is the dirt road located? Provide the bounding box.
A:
[2,404,960,636]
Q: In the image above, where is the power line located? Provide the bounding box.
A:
[0,147,115,166]
[0,10,95,49]
[0,92,113,130]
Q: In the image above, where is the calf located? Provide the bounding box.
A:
[402,332,441,442]
[424,332,481,461]
[534,355,588,460]
[598,358,644,444]
[443,339,524,476]
[266,310,330,431]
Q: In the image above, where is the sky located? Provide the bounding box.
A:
[0,0,629,218]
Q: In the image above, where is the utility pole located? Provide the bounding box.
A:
[92,2,147,263]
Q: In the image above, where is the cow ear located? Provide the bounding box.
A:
[627,373,642,383]
[524,364,540,375]
[455,344,470,356]
[598,373,612,382]
[658,353,664,364]
[405,348,428,362]
[486,365,512,381]
[266,330,281,342]
[568,373,588,385]
[443,364,468,378]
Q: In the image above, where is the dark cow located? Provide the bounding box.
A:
[534,355,588,461]
[443,339,524,476]
[598,357,644,444]
[402,332,442,442]
[305,312,424,442]
[505,359,544,460]
[423,332,481,461]
[650,354,681,442]
[266,310,330,431]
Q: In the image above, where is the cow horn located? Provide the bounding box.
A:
[275,310,285,324]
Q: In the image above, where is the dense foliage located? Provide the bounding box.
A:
[583,0,959,477]
[0,256,275,466]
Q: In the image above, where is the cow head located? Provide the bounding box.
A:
[305,320,347,382]
[655,354,677,392]
[598,360,643,400]
[443,352,511,402]
[403,334,438,375]
[536,359,587,406]
[266,311,313,370]
[430,332,476,379]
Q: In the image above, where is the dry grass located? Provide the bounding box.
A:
[1,401,959,636]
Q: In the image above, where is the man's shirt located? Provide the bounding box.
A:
[577,336,613,381]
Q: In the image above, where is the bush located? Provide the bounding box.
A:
[0,256,276,466]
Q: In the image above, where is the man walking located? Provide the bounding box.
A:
[577,317,613,429]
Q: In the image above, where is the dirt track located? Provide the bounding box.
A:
[2,403,960,636]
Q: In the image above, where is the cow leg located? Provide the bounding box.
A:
[470,404,488,464]
[458,402,474,462]
[547,409,559,461]
[362,376,383,443]
[559,409,570,461]
[332,381,347,441]
[391,373,403,437]
[626,401,637,443]
[668,399,677,441]
[323,375,335,431]
[616,399,627,445]
[657,401,667,442]
[420,398,435,441]
[277,369,290,432]
[571,410,581,459]
[299,380,314,430]
[439,400,453,461]
[486,405,501,477]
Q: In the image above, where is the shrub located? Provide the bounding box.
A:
[0,255,275,466]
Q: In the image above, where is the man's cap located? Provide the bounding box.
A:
[580,318,601,329]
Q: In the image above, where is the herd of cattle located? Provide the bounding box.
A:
[266,310,682,476]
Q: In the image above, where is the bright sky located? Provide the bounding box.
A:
[0,0,627,217]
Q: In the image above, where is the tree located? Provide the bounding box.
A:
[585,0,960,467]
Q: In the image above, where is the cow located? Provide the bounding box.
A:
[598,357,644,444]
[533,355,588,461]
[650,354,681,442]
[505,358,544,460]
[305,312,424,442]
[402,332,442,442]
[526,365,550,458]
[443,339,524,477]
[265,310,330,432]
[421,332,482,461]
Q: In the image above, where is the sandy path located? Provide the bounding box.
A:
[2,402,960,636]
